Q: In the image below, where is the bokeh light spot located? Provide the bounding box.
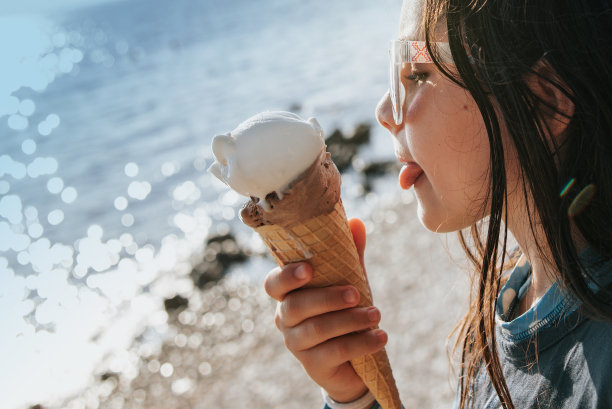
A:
[147,360,160,373]
[172,181,200,203]
[21,139,37,155]
[87,225,104,239]
[124,162,139,177]
[61,187,78,203]
[121,213,134,227]
[0,155,27,179]
[0,195,23,224]
[127,181,151,200]
[28,223,44,238]
[48,209,64,225]
[27,157,58,177]
[8,114,28,130]
[198,362,212,376]
[24,206,38,220]
[46,114,60,128]
[161,161,179,177]
[38,121,52,136]
[160,362,174,378]
[19,99,36,117]
[171,377,193,396]
[38,114,61,135]
[114,196,128,211]
[12,234,31,252]
[568,184,596,217]
[47,177,64,194]
[17,251,30,265]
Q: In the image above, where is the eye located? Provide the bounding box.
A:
[405,72,428,83]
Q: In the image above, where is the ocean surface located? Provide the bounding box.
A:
[0,0,402,407]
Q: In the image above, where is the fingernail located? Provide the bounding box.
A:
[374,329,387,344]
[343,289,357,304]
[367,307,380,322]
[294,265,308,280]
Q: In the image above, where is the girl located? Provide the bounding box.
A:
[264,0,612,408]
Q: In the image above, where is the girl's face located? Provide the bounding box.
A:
[376,0,493,233]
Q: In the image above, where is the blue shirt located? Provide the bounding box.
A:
[463,247,612,408]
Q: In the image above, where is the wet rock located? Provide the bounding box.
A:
[350,123,371,145]
[326,122,371,173]
[191,232,249,289]
[99,371,120,382]
[362,160,400,177]
[288,102,302,112]
[359,160,401,193]
[164,295,189,312]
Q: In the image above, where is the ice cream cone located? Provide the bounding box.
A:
[253,200,402,409]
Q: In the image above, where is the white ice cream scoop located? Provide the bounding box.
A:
[208,111,325,203]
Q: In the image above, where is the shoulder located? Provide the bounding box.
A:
[557,314,612,404]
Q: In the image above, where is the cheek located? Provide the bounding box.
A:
[403,86,428,122]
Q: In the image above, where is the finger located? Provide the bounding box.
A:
[278,285,360,328]
[301,329,388,369]
[348,218,366,270]
[264,262,312,301]
[287,306,381,351]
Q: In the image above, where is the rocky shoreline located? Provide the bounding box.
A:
[47,199,468,409]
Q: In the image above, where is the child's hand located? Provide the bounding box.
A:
[263,218,387,403]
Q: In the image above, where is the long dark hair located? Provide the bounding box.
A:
[421,1,612,408]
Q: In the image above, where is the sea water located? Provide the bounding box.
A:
[0,0,401,407]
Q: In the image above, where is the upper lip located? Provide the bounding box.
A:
[395,149,415,165]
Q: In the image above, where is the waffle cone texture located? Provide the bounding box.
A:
[253,200,402,409]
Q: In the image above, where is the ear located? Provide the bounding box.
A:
[526,59,575,138]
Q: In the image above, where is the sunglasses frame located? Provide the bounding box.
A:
[389,40,452,125]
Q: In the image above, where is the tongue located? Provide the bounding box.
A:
[399,163,424,190]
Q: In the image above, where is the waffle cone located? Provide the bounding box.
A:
[253,200,402,409]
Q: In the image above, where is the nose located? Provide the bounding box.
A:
[376,91,402,136]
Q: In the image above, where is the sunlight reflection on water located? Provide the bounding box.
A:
[0,1,402,407]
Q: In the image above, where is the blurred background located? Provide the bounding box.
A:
[0,0,409,408]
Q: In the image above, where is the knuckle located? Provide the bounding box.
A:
[299,352,315,369]
[303,319,324,342]
[283,333,298,352]
[329,339,350,360]
[280,294,301,321]
[273,310,282,330]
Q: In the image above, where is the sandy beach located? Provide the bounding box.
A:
[55,192,471,409]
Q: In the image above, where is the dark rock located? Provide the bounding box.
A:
[325,123,372,173]
[100,371,119,381]
[350,123,371,145]
[164,295,189,312]
[191,232,249,289]
[288,102,302,112]
[357,160,401,193]
[29,405,43,409]
[362,160,400,177]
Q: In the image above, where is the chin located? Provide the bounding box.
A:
[416,203,468,234]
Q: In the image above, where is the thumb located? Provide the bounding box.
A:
[348,218,366,271]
